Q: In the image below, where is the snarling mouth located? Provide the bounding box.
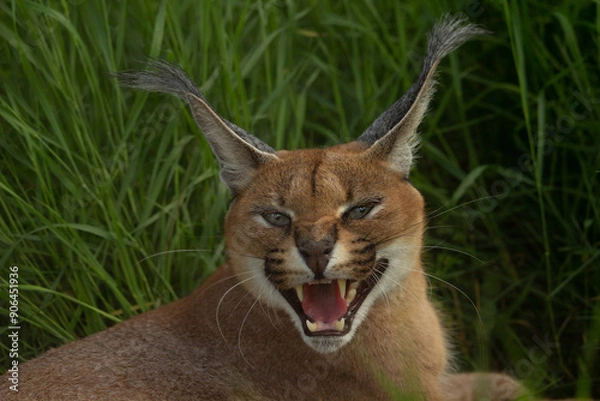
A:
[280,258,389,336]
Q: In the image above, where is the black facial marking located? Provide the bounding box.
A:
[264,248,286,280]
[352,243,375,255]
[354,257,375,267]
[310,159,322,196]
[352,268,370,277]
[345,187,354,203]
[265,263,285,279]
[265,256,284,265]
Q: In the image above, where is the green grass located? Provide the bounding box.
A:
[1,0,598,397]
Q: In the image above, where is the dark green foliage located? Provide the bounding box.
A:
[0,0,597,397]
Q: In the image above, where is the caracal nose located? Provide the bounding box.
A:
[297,237,333,279]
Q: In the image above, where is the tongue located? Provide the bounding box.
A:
[301,281,347,323]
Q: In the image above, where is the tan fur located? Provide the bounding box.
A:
[2,16,540,401]
[441,373,526,401]
[6,268,446,400]
[1,131,520,401]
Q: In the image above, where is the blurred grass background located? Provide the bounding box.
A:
[0,0,598,397]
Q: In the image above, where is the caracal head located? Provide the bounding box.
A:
[116,16,486,353]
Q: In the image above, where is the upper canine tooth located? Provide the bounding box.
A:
[295,285,303,302]
[337,279,347,297]
[335,318,345,331]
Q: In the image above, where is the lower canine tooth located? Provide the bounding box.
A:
[306,320,318,332]
[346,288,357,304]
[335,318,345,331]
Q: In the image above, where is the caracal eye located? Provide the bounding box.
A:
[346,204,374,220]
[263,212,291,227]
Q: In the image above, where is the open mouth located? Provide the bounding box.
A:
[280,258,389,336]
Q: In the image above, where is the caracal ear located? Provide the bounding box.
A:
[357,15,488,177]
[115,60,278,196]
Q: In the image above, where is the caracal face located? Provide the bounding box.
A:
[225,145,425,353]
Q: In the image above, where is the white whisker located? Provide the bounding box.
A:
[374,265,428,314]
[237,292,261,369]
[216,275,257,343]
[198,270,254,297]
[134,248,212,267]
[425,195,501,222]
[394,264,483,326]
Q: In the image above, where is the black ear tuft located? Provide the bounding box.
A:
[115,60,278,195]
[358,15,488,176]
